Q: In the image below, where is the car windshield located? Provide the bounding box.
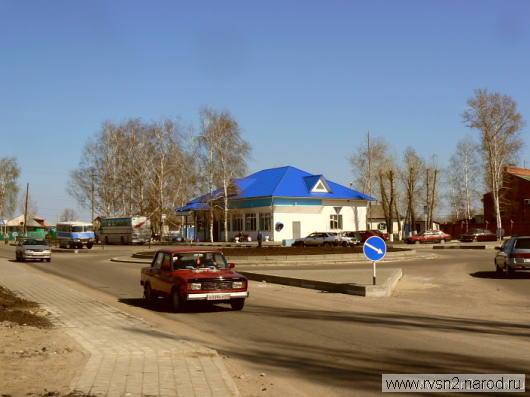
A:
[173,252,228,269]
[23,239,47,246]
[514,238,530,249]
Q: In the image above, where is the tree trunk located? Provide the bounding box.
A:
[223,180,229,242]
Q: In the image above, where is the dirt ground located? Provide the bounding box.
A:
[0,286,87,397]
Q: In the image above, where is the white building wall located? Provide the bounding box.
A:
[219,200,370,243]
[272,201,368,242]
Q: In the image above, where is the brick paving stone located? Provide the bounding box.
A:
[0,258,239,397]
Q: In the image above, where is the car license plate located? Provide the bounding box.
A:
[207,293,230,301]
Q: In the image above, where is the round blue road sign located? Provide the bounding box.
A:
[363,236,387,262]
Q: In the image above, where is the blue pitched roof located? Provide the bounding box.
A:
[232,166,373,200]
[177,166,374,212]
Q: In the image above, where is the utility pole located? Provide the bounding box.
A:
[91,172,95,222]
[23,183,29,236]
[366,131,372,230]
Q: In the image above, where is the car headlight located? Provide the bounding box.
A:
[232,281,245,289]
[188,282,202,291]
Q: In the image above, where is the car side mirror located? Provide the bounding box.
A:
[228,263,236,269]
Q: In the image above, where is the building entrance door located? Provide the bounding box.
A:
[292,221,301,239]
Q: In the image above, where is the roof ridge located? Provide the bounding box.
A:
[271,167,293,196]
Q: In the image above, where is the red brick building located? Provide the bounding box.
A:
[483,166,530,236]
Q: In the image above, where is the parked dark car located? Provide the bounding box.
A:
[459,228,497,242]
[358,230,389,243]
[494,236,530,274]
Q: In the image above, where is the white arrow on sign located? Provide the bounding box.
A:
[365,241,383,255]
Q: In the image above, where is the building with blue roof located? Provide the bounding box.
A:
[176,166,374,242]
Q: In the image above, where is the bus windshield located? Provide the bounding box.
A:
[72,226,84,232]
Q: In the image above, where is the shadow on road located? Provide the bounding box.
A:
[470,271,530,280]
[118,297,232,314]
[216,340,529,396]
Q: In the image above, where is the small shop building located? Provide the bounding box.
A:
[3,214,51,240]
[176,166,374,242]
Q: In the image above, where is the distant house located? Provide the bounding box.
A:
[483,166,530,236]
[5,214,51,239]
[366,204,404,236]
[176,166,374,242]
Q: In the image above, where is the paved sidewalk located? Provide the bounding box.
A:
[0,258,239,397]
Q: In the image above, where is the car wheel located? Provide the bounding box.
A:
[170,288,184,312]
[87,243,93,249]
[230,298,245,311]
[143,284,155,304]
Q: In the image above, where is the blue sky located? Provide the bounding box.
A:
[1,1,529,221]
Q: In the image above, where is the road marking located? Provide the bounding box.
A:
[364,241,383,254]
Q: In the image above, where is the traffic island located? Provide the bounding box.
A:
[239,267,402,297]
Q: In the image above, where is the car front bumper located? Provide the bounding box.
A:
[186,291,249,301]
[22,252,51,259]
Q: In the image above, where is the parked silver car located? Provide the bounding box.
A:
[15,238,52,262]
[293,232,340,247]
[494,236,530,274]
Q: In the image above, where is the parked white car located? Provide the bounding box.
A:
[293,232,340,247]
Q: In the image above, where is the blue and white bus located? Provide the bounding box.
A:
[56,221,96,249]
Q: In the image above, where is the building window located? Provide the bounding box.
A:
[330,214,343,230]
[232,214,243,232]
[245,213,256,231]
[259,213,271,231]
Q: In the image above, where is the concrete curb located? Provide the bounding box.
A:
[432,245,493,250]
[238,268,402,297]
[131,250,416,261]
[110,256,151,264]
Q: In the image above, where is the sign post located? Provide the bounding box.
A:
[363,236,387,285]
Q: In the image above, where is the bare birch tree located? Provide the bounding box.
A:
[447,136,481,227]
[69,119,196,234]
[401,148,424,236]
[424,155,440,230]
[349,133,388,228]
[198,108,250,242]
[0,157,20,219]
[463,89,524,238]
[378,158,397,242]
[59,208,78,222]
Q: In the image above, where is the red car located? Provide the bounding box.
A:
[359,230,389,243]
[405,230,451,244]
[140,248,249,311]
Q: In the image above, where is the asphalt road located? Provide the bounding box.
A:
[1,245,529,396]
